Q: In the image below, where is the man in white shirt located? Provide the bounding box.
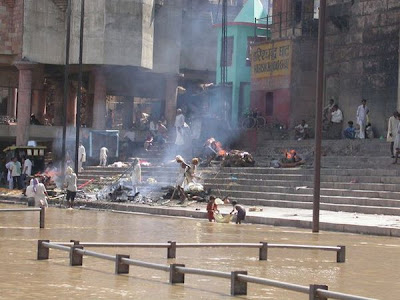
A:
[295,120,309,140]
[10,157,21,189]
[78,143,86,172]
[387,111,399,157]
[356,99,369,139]
[175,109,185,146]
[99,147,108,167]
[330,104,344,139]
[21,156,33,189]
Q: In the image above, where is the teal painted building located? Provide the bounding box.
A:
[215,0,267,126]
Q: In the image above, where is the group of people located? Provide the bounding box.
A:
[77,143,110,171]
[144,117,168,151]
[5,156,32,190]
[297,99,373,140]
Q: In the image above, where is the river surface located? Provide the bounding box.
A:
[0,204,399,299]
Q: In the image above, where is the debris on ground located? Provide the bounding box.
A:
[248,207,263,212]
[222,150,255,167]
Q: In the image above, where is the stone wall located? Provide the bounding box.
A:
[0,0,23,56]
[22,0,154,68]
[290,36,318,127]
[325,0,400,136]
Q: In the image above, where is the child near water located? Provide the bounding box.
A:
[231,200,246,224]
[206,196,219,222]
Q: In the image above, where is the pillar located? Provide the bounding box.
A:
[53,82,64,126]
[7,88,17,119]
[15,61,36,146]
[122,97,133,129]
[397,30,400,111]
[92,68,107,130]
[67,82,77,126]
[164,75,178,127]
[31,65,45,122]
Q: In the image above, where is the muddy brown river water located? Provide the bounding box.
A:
[0,204,399,299]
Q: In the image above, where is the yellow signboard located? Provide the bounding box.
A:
[251,40,292,79]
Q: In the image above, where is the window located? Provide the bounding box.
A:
[265,92,274,116]
[220,36,234,67]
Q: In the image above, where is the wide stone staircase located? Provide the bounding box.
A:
[77,136,400,216]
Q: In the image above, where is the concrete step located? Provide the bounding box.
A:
[204,178,400,192]
[209,172,400,184]
[227,197,400,216]
[214,189,400,208]
[207,167,400,177]
[205,183,400,200]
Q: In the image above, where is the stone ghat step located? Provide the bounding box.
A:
[205,183,400,200]
[204,178,400,192]
[212,189,400,208]
[227,197,400,216]
[208,172,400,184]
[202,167,400,177]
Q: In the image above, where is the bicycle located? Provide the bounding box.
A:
[241,114,266,129]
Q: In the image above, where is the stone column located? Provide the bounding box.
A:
[15,61,36,146]
[31,65,45,122]
[398,30,400,111]
[122,97,133,129]
[164,74,179,127]
[53,82,64,126]
[7,88,17,119]
[92,69,107,130]
[67,82,77,126]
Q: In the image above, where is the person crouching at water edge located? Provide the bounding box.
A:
[64,167,77,209]
[26,178,48,208]
[206,196,219,222]
[230,201,246,224]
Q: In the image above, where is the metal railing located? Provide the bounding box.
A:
[0,207,45,228]
[56,240,346,263]
[255,10,318,40]
[37,240,374,299]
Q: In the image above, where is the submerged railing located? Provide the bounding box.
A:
[56,240,346,263]
[0,207,45,228]
[37,240,374,299]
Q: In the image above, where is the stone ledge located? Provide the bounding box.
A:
[1,196,399,238]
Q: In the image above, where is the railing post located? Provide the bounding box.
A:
[115,254,130,274]
[69,245,84,266]
[336,245,346,263]
[169,264,185,284]
[70,240,80,246]
[231,271,247,296]
[259,242,268,260]
[167,241,176,259]
[37,240,50,260]
[39,206,45,229]
[309,284,328,300]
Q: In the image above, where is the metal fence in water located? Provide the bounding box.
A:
[0,207,45,228]
[57,240,346,262]
[37,240,374,299]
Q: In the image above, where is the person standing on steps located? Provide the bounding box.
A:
[130,158,141,195]
[78,142,86,172]
[356,99,369,139]
[10,157,21,189]
[387,111,399,158]
[175,109,185,152]
[99,146,108,167]
[64,167,77,209]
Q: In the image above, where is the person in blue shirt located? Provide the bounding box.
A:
[343,121,356,139]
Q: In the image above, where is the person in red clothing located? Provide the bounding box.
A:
[206,196,219,222]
